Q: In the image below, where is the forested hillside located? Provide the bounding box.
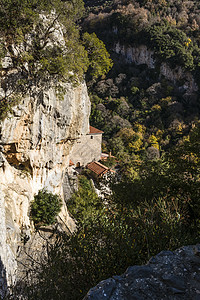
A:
[83,0,200,178]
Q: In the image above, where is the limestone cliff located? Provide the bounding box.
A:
[115,42,155,69]
[0,9,91,292]
[0,80,90,289]
[114,42,198,95]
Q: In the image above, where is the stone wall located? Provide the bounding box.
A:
[69,133,102,167]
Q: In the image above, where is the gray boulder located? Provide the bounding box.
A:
[84,245,200,300]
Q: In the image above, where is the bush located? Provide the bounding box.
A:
[83,32,113,80]
[131,86,139,95]
[30,190,62,226]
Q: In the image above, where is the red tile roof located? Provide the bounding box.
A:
[87,161,109,176]
[89,126,104,134]
[69,160,74,166]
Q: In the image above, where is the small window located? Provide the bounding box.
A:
[91,136,93,139]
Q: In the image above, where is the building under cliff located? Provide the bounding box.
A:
[69,125,115,180]
[69,126,103,168]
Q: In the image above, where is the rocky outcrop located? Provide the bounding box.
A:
[84,244,200,299]
[159,63,198,93]
[114,43,198,94]
[115,43,155,69]
[0,11,91,291]
[0,79,90,288]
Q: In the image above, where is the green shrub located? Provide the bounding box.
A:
[131,86,139,95]
[83,32,113,80]
[30,190,62,226]
[0,94,22,120]
[144,23,196,70]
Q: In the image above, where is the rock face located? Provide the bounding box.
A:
[0,12,91,291]
[0,81,90,287]
[84,244,200,300]
[0,257,7,300]
[159,63,198,94]
[114,43,198,94]
[115,42,155,69]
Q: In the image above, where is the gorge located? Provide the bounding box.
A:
[1,0,200,299]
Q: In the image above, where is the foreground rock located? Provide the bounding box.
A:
[84,244,200,300]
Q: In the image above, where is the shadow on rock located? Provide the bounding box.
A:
[0,257,7,300]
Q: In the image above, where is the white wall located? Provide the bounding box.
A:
[69,134,102,167]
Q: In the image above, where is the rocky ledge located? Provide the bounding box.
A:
[84,244,200,300]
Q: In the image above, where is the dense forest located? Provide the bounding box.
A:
[84,0,200,177]
[2,0,200,299]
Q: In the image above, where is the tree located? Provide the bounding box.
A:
[145,23,195,70]
[0,0,104,120]
[30,189,62,226]
[0,0,85,37]
[9,125,200,299]
[113,122,200,225]
[83,32,113,80]
[0,0,114,120]
[12,168,199,299]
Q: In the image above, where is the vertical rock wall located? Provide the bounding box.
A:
[114,42,198,94]
[0,81,90,289]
